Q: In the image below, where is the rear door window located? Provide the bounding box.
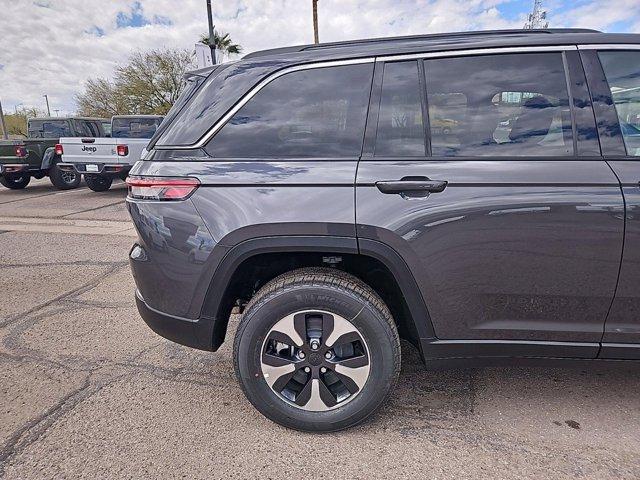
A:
[205,63,374,158]
[375,61,425,157]
[599,51,640,157]
[424,53,574,157]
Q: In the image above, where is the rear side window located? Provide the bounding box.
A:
[375,61,425,156]
[28,120,72,138]
[112,118,163,139]
[599,51,640,157]
[425,53,573,157]
[205,63,374,158]
[78,121,100,137]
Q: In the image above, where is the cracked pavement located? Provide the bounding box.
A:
[1,178,639,479]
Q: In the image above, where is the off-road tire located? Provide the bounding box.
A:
[85,175,113,192]
[0,173,30,189]
[234,267,401,432]
[49,162,81,190]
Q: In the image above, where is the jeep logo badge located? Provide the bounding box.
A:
[81,146,97,153]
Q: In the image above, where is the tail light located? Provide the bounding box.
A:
[54,144,63,155]
[126,176,200,201]
[15,145,27,157]
[117,145,129,156]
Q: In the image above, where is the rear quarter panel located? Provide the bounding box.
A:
[127,158,357,319]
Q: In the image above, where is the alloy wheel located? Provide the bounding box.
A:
[260,310,370,411]
[61,171,77,184]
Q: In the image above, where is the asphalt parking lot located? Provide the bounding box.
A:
[1,178,639,479]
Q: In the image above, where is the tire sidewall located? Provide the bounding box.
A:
[49,163,81,190]
[0,173,30,189]
[85,175,112,192]
[236,284,398,432]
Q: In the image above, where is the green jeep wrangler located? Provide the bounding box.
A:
[0,117,107,190]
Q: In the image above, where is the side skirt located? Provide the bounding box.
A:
[420,338,640,368]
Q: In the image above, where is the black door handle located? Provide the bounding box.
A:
[375,177,448,194]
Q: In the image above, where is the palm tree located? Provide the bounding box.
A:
[200,31,242,56]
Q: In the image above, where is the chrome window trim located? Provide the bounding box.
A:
[376,45,577,62]
[578,44,640,50]
[157,45,580,151]
[156,57,375,150]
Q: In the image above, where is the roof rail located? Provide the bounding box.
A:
[243,28,601,60]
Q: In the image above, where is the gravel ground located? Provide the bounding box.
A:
[1,178,639,479]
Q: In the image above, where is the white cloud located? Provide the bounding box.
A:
[0,0,637,115]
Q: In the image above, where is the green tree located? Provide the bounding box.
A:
[76,48,195,117]
[3,113,27,137]
[1,107,46,138]
[199,31,242,56]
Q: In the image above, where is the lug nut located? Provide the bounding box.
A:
[320,367,327,373]
[304,367,311,373]
[298,351,306,359]
[324,351,332,359]
[310,340,320,350]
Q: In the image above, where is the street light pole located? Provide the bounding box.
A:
[0,99,8,140]
[43,94,51,116]
[206,0,216,64]
[312,0,319,44]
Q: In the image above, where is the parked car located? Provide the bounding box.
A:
[0,117,106,190]
[125,29,640,432]
[58,115,163,192]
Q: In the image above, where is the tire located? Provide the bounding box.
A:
[85,175,113,192]
[234,267,401,432]
[49,162,81,190]
[0,173,30,189]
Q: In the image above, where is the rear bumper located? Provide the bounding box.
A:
[59,162,131,177]
[135,290,217,352]
[0,163,29,175]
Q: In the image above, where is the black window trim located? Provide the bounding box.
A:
[370,59,429,159]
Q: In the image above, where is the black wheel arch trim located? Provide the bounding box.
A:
[200,235,437,351]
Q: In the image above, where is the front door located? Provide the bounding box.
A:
[584,48,640,356]
[356,49,624,357]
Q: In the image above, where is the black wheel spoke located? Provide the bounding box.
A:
[334,354,368,369]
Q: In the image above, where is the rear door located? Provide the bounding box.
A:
[356,47,624,357]
[582,46,640,357]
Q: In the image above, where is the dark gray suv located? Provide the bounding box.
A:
[127,29,640,431]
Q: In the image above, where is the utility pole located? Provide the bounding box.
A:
[43,94,51,116]
[524,0,549,29]
[53,109,60,117]
[0,99,7,140]
[206,0,216,64]
[312,0,319,44]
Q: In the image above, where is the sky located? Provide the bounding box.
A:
[1,0,639,116]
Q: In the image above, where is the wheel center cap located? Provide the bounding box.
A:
[308,352,323,366]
